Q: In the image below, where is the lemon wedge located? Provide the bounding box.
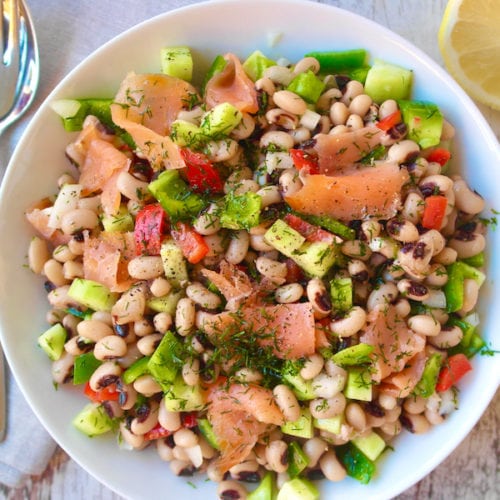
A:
[438,0,500,110]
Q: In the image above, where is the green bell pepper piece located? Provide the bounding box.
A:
[122,356,151,385]
[73,352,102,385]
[148,170,206,220]
[147,331,184,391]
[304,49,367,74]
[444,261,486,312]
[243,50,276,81]
[297,212,356,240]
[202,54,227,95]
[398,100,443,149]
[414,353,443,397]
[331,343,373,366]
[220,191,261,230]
[461,251,485,268]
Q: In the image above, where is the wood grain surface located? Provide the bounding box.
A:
[0,1,498,499]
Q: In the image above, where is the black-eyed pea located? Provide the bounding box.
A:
[453,178,485,215]
[278,168,303,197]
[255,256,287,284]
[428,325,463,349]
[378,99,398,119]
[397,279,429,301]
[378,393,397,411]
[43,259,69,287]
[231,112,256,140]
[273,384,301,422]
[330,306,367,337]
[198,435,217,460]
[51,351,75,384]
[401,412,431,434]
[419,229,446,256]
[380,420,403,437]
[300,109,322,131]
[273,89,308,115]
[137,333,163,356]
[340,80,364,105]
[250,233,275,252]
[131,401,159,435]
[265,440,288,474]
[260,129,295,150]
[158,399,181,431]
[407,314,441,337]
[60,208,99,235]
[310,394,346,419]
[186,282,221,310]
[153,312,173,334]
[460,279,480,313]
[225,230,250,265]
[290,126,312,144]
[329,101,349,125]
[324,360,347,380]
[345,402,367,431]
[133,374,163,397]
[387,140,419,164]
[448,233,486,259]
[345,113,364,130]
[403,395,427,415]
[47,285,74,310]
[101,400,123,420]
[174,428,199,448]
[175,298,196,336]
[312,372,345,399]
[128,255,164,280]
[393,298,411,318]
[94,335,127,360]
[118,383,138,410]
[300,353,324,380]
[46,309,65,325]
[319,450,347,482]
[28,237,50,274]
[341,240,371,261]
[367,282,398,311]
[89,361,122,391]
[150,277,172,298]
[306,278,332,316]
[216,480,247,499]
[62,260,83,280]
[386,218,419,242]
[77,319,114,342]
[111,285,147,325]
[303,437,328,468]
[170,459,195,477]
[402,192,425,224]
[368,237,399,260]
[348,259,369,282]
[425,264,449,287]
[52,244,75,263]
[348,94,372,117]
[116,171,149,202]
[274,283,304,304]
[228,459,261,482]
[182,358,200,387]
[422,289,447,309]
[64,336,91,356]
[157,438,175,461]
[328,124,350,135]
[234,367,263,384]
[119,421,145,449]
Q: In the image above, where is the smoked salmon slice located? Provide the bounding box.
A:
[200,302,316,360]
[285,161,409,222]
[111,72,194,170]
[359,305,426,382]
[207,382,283,474]
[83,231,136,293]
[204,53,259,114]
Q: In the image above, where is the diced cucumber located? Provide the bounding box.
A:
[163,375,205,412]
[332,343,374,366]
[202,54,227,95]
[37,323,67,361]
[170,119,204,148]
[344,367,372,401]
[351,431,386,461]
[248,471,275,500]
[72,403,113,437]
[101,205,134,233]
[122,356,151,385]
[292,241,337,278]
[414,353,443,397]
[198,418,220,450]
[243,50,276,81]
[364,59,412,104]
[283,371,315,401]
[147,331,184,391]
[160,239,188,287]
[398,100,443,149]
[68,278,118,312]
[277,478,319,500]
[287,442,309,478]
[313,414,344,435]
[281,408,313,439]
[160,46,193,81]
[287,70,325,104]
[73,352,102,385]
[220,191,262,230]
[337,443,376,484]
[200,102,243,137]
[147,289,184,315]
[50,98,113,132]
[330,277,353,313]
[264,219,306,256]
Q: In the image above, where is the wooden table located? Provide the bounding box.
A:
[1,1,498,499]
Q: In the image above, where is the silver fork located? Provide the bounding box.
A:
[0,0,39,441]
[0,0,39,135]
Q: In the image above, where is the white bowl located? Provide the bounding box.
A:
[0,0,498,499]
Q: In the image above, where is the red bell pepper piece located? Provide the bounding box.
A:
[181,412,198,428]
[284,213,337,244]
[376,110,402,132]
[421,195,448,230]
[83,382,120,403]
[289,149,320,174]
[426,148,451,166]
[436,353,472,392]
[143,423,173,441]
[180,148,224,194]
[134,203,168,255]
[171,222,209,264]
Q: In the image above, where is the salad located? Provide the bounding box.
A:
[26,46,488,499]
